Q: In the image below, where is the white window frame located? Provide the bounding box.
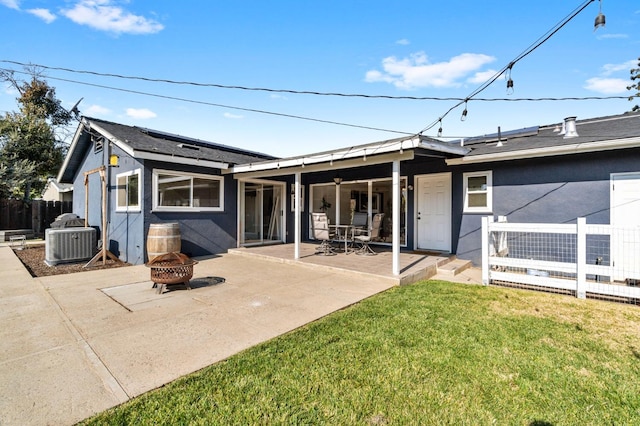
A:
[463,170,493,213]
[116,168,141,212]
[152,169,224,212]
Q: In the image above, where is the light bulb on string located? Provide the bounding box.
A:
[437,120,443,138]
[594,0,605,31]
[505,64,514,95]
[461,101,468,121]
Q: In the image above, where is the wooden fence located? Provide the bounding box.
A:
[0,199,73,237]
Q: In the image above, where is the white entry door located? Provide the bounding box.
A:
[611,172,640,281]
[416,173,451,251]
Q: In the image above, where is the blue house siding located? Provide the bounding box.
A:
[454,148,640,265]
[142,160,238,261]
[70,139,109,244]
[106,144,145,264]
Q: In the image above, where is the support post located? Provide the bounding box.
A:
[576,217,586,299]
[294,172,301,260]
[392,160,400,276]
[83,165,122,268]
[481,216,493,285]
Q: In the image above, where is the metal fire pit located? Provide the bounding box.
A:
[145,252,198,294]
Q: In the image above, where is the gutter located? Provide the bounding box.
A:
[446,137,640,166]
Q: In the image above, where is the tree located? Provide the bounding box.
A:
[628,57,640,112]
[0,68,73,199]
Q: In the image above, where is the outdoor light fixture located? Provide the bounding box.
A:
[594,0,605,31]
[109,154,119,167]
[333,176,343,185]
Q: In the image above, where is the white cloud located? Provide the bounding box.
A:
[584,59,637,94]
[126,108,156,119]
[584,78,629,94]
[85,104,111,116]
[0,0,20,10]
[61,0,164,35]
[600,60,637,76]
[396,39,410,45]
[467,69,499,84]
[597,33,628,40]
[223,112,243,119]
[27,8,56,23]
[365,51,496,90]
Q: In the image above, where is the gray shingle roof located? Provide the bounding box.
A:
[89,117,276,164]
[58,117,276,183]
[460,112,640,157]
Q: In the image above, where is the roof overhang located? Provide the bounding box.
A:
[89,120,230,169]
[58,119,229,183]
[228,135,468,179]
[446,136,640,166]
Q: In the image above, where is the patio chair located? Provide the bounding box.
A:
[351,212,368,235]
[310,212,336,255]
[354,213,384,255]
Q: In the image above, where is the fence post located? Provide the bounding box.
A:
[576,217,586,299]
[481,216,493,285]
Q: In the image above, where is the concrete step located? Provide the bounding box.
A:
[437,258,472,276]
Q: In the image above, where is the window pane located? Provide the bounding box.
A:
[127,174,139,207]
[193,178,220,207]
[158,174,191,206]
[117,176,127,207]
[468,193,487,208]
[468,176,487,192]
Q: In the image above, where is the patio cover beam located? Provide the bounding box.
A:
[229,151,415,180]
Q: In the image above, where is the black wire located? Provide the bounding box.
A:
[417,0,597,134]
[18,71,415,136]
[0,66,629,104]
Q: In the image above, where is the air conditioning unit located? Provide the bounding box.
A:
[45,228,97,266]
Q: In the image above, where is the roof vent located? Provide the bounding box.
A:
[563,116,579,139]
[177,143,200,150]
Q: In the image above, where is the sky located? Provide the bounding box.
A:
[0,0,638,158]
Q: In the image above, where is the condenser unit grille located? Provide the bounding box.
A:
[45,228,97,266]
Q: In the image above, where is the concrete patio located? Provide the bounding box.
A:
[0,242,479,426]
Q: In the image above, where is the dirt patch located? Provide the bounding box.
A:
[13,245,132,277]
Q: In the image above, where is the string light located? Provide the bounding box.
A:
[416,0,601,136]
[460,101,468,121]
[594,0,605,31]
[506,64,514,95]
[437,120,443,137]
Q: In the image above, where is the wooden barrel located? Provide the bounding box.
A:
[146,223,181,261]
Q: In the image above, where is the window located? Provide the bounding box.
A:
[463,171,492,213]
[153,169,223,212]
[116,169,141,212]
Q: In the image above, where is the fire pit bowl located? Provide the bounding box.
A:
[145,252,198,294]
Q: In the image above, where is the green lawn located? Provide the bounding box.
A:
[81,281,640,425]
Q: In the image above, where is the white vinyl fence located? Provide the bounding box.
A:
[482,217,640,304]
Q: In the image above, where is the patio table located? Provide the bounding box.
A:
[331,224,354,254]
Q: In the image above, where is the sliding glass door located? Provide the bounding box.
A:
[240,181,284,245]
